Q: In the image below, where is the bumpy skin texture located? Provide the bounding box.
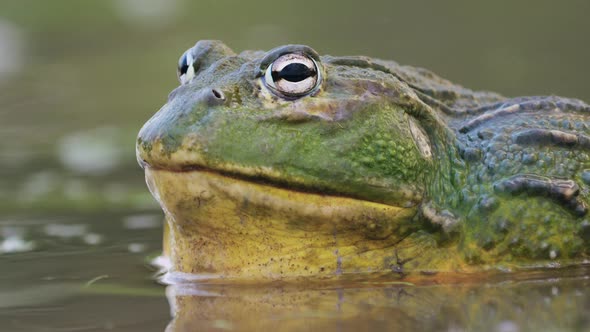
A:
[137,40,590,280]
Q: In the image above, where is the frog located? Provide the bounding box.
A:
[137,40,590,280]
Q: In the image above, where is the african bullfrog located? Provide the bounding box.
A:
[137,40,590,280]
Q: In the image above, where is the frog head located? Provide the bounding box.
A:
[136,40,462,280]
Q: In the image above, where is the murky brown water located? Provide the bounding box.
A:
[1,1,589,331]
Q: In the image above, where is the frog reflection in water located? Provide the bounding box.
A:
[137,40,590,280]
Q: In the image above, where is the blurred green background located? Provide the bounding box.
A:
[0,2,588,331]
[1,0,589,213]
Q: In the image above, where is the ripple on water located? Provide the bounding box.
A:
[123,213,161,230]
[0,226,35,254]
[43,223,87,238]
[0,235,35,254]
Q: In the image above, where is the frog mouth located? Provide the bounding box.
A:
[144,162,351,200]
[140,159,419,209]
[144,166,417,236]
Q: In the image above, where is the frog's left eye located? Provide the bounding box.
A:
[177,51,196,85]
[264,53,320,98]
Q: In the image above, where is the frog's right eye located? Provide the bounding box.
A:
[177,51,196,85]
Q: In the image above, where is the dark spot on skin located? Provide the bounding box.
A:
[494,218,512,234]
[521,153,538,165]
[195,190,214,208]
[390,250,413,277]
[477,129,495,140]
[477,195,499,213]
[459,146,482,162]
[478,235,496,251]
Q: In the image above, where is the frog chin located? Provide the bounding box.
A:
[143,167,422,280]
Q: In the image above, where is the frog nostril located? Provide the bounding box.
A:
[211,89,225,100]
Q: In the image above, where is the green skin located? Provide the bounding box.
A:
[138,40,590,276]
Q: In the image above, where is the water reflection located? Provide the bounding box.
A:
[164,269,590,332]
[2,215,590,331]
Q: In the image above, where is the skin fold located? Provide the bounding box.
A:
[137,40,590,280]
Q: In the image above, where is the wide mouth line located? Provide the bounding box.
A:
[144,162,397,207]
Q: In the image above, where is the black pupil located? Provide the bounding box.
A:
[272,62,316,82]
[179,54,189,75]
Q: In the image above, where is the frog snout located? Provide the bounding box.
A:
[136,86,228,169]
[167,86,226,107]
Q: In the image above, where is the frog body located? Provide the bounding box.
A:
[137,40,590,280]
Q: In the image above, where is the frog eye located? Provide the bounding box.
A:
[264,53,320,98]
[177,51,196,85]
